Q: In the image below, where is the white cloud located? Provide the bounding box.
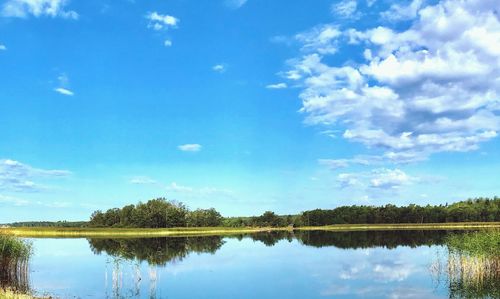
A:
[373,262,414,282]
[285,0,500,163]
[369,168,414,189]
[337,173,361,189]
[334,168,418,190]
[164,39,172,47]
[212,64,226,73]
[0,159,71,192]
[225,0,247,9]
[295,24,342,54]
[129,176,158,185]
[53,73,74,96]
[381,0,424,21]
[166,182,193,193]
[54,73,74,96]
[54,87,73,96]
[266,83,287,89]
[146,11,178,31]
[331,0,360,19]
[0,194,30,206]
[0,44,6,51]
[178,144,202,152]
[2,0,78,19]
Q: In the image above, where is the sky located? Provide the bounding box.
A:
[0,0,499,222]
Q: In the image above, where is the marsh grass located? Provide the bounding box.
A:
[0,287,51,299]
[439,231,500,298]
[0,235,33,294]
[1,222,499,238]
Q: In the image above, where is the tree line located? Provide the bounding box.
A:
[86,196,499,228]
[300,197,500,226]
[88,198,223,228]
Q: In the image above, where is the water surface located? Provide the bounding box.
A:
[11,231,488,298]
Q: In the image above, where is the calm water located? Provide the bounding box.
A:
[9,231,486,298]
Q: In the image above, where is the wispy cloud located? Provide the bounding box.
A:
[381,0,424,21]
[331,0,360,19]
[266,83,287,89]
[178,143,202,152]
[54,87,74,96]
[225,0,247,9]
[129,176,234,198]
[0,194,29,206]
[54,73,74,96]
[1,0,78,19]
[0,159,71,192]
[295,24,341,54]
[0,44,6,51]
[212,64,226,73]
[129,176,159,185]
[164,39,172,47]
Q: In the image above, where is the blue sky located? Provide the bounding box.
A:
[1,0,499,222]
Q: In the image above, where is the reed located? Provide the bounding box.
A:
[0,235,33,294]
[444,231,500,298]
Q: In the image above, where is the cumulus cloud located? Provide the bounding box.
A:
[1,0,78,19]
[178,143,202,152]
[0,44,6,51]
[212,64,226,73]
[335,168,418,190]
[266,83,287,89]
[146,11,178,31]
[0,159,71,192]
[164,39,172,47]
[285,0,500,163]
[369,168,414,189]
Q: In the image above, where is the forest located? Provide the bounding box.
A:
[82,197,500,228]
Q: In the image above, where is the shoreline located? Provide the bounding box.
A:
[1,222,499,238]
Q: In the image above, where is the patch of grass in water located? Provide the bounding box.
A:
[0,235,33,294]
[444,230,500,298]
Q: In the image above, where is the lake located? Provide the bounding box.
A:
[3,230,494,298]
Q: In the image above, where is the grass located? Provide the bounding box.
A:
[0,288,51,299]
[443,230,500,298]
[1,222,499,238]
[1,235,33,296]
[0,234,32,275]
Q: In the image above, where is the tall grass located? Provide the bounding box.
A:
[0,235,32,293]
[444,231,500,298]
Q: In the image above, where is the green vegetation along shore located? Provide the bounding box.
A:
[1,222,499,238]
[0,235,34,298]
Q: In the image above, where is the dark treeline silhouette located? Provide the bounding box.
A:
[88,236,224,266]
[5,221,87,228]
[84,197,499,228]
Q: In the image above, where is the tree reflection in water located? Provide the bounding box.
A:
[88,230,495,299]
